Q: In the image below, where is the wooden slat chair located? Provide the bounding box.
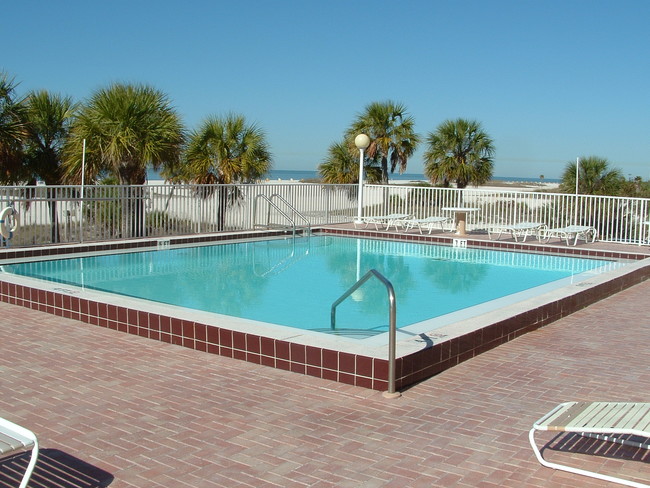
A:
[530,401,650,487]
[0,417,39,488]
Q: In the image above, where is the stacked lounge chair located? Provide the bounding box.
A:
[400,216,451,234]
[539,225,597,246]
[0,417,39,488]
[487,222,547,242]
[353,213,411,231]
[530,401,650,487]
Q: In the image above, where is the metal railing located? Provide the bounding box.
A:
[362,185,650,244]
[331,268,399,398]
[253,193,312,237]
[0,182,357,247]
[0,182,648,248]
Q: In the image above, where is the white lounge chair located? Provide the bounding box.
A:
[530,401,650,487]
[0,417,39,488]
[401,216,451,234]
[539,225,597,246]
[487,222,547,242]
[353,213,411,231]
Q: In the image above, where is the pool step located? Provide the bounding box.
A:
[310,328,387,339]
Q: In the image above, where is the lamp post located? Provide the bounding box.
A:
[354,133,370,224]
[80,139,86,242]
[574,157,580,225]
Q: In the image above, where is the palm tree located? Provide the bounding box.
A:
[560,156,623,196]
[348,101,419,184]
[64,82,184,185]
[64,83,184,237]
[318,139,382,184]
[183,114,272,230]
[423,119,494,189]
[0,72,28,183]
[23,90,77,242]
[24,90,76,184]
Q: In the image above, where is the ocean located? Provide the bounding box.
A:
[265,169,560,183]
[147,168,559,184]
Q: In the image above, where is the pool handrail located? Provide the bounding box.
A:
[253,193,311,237]
[330,268,400,399]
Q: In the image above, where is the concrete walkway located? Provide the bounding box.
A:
[1,278,649,487]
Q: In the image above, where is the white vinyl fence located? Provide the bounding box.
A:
[0,182,648,248]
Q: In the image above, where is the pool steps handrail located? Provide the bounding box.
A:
[331,269,400,399]
[253,193,311,237]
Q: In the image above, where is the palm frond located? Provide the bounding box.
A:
[346,100,419,183]
[424,118,494,188]
[63,83,184,185]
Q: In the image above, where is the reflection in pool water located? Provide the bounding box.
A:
[3,236,619,335]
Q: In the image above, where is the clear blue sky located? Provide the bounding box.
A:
[3,0,649,179]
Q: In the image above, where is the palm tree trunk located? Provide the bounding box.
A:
[380,156,391,214]
[125,186,146,238]
[216,185,227,231]
[381,157,389,184]
[136,186,146,237]
[47,189,60,243]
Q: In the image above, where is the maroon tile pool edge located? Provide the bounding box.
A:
[1,228,649,392]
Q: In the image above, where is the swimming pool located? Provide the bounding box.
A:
[2,235,621,338]
[0,228,647,390]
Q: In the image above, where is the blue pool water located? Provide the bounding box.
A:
[3,236,617,335]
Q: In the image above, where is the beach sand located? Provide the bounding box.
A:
[261,178,560,192]
[473,181,560,192]
[148,177,561,193]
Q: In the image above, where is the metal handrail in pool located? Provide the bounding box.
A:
[331,269,400,399]
[253,193,311,237]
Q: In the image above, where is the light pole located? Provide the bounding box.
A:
[574,157,580,225]
[354,134,370,224]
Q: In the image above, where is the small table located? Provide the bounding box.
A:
[442,207,480,236]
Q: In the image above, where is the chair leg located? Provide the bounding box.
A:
[529,428,649,488]
[19,439,39,488]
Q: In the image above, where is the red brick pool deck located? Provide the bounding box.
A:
[1,239,650,487]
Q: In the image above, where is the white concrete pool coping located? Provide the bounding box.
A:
[0,233,645,362]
